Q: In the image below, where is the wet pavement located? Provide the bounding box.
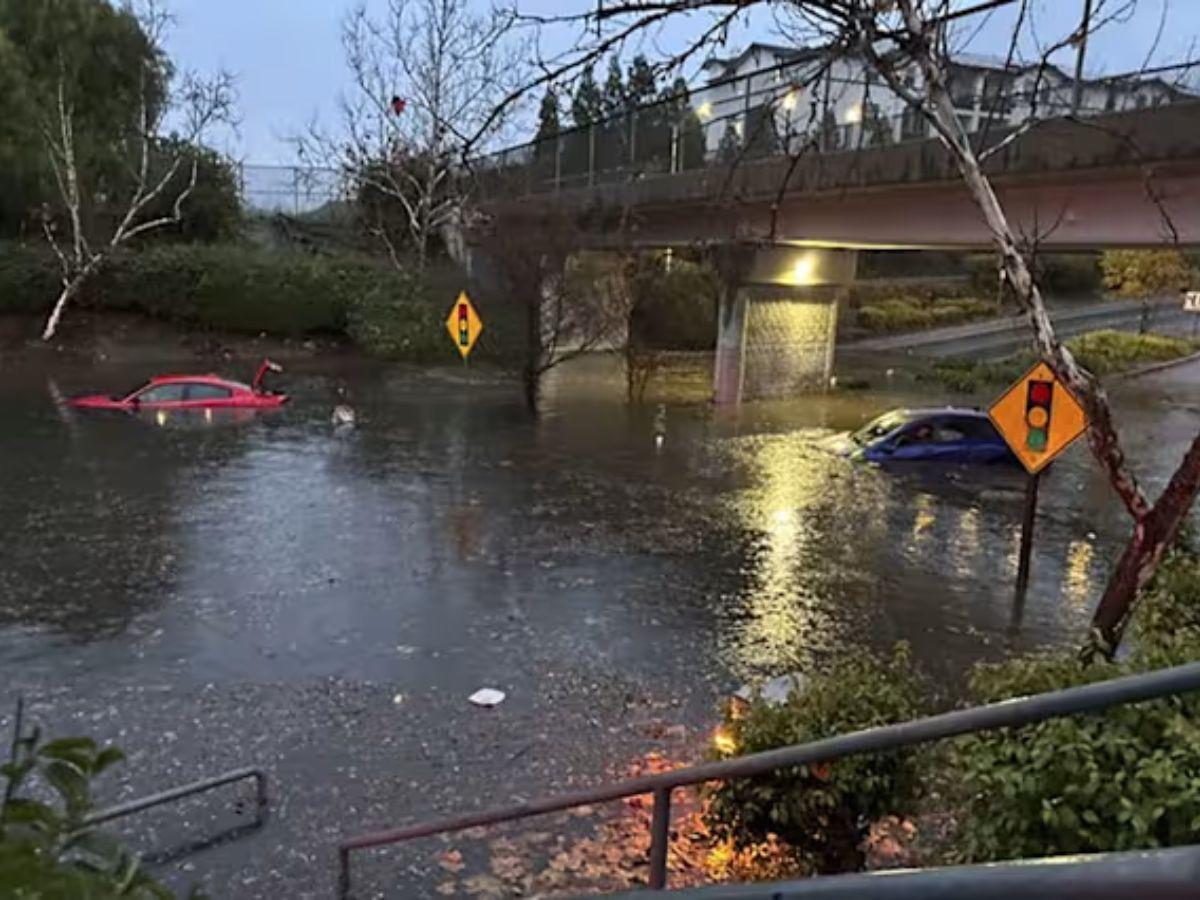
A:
[1,351,1198,897]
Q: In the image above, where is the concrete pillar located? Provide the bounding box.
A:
[712,247,857,404]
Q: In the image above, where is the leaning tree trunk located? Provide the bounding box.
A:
[1089,431,1200,654]
[41,277,84,342]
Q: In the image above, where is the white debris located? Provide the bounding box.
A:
[733,672,807,708]
[468,688,506,708]
[332,404,356,427]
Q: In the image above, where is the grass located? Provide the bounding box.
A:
[856,295,997,334]
[924,330,1200,394]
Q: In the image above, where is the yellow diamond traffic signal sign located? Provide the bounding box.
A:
[446,292,483,360]
[989,361,1088,474]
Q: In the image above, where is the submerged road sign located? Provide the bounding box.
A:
[446,292,483,360]
[989,361,1088,475]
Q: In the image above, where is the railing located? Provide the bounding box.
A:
[470,59,1199,200]
[337,661,1200,898]
[83,766,268,827]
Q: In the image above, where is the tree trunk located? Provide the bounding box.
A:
[1089,430,1200,655]
[523,288,543,416]
[41,276,84,342]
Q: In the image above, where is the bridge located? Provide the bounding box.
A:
[475,94,1200,403]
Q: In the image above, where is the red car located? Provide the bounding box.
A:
[70,360,288,411]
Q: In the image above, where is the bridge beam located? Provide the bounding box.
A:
[713,247,856,404]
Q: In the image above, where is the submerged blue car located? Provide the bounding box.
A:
[828,408,1017,465]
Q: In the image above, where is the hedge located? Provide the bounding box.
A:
[0,242,462,361]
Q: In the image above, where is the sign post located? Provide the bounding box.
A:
[1183,290,1200,337]
[989,362,1089,608]
[445,292,483,363]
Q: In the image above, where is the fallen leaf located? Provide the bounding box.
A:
[439,849,465,874]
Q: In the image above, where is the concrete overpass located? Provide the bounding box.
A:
[478,102,1200,402]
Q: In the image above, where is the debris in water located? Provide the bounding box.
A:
[468,688,506,708]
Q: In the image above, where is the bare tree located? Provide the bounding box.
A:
[38,2,236,342]
[489,0,1200,656]
[301,0,525,273]
[476,203,631,413]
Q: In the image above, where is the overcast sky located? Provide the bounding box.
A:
[163,0,1199,164]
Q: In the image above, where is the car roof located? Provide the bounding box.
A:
[896,407,990,421]
[147,374,248,390]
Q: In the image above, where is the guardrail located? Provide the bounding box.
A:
[337,661,1200,898]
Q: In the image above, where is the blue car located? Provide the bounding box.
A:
[828,408,1018,465]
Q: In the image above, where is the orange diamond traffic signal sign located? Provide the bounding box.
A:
[989,361,1088,474]
[446,292,483,360]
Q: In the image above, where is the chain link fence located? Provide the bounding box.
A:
[237,164,344,217]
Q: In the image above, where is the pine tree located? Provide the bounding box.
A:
[534,89,559,154]
[716,121,742,165]
[602,54,626,118]
[571,65,602,127]
[626,55,656,109]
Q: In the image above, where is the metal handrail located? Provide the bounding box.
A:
[83,766,268,827]
[337,661,1200,897]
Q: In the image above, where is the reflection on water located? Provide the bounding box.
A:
[1,354,1197,692]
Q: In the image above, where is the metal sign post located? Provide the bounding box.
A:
[989,362,1089,608]
[1183,290,1200,337]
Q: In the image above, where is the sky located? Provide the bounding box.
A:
[162,0,1200,164]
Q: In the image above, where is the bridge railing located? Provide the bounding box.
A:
[471,59,1199,200]
[336,661,1200,897]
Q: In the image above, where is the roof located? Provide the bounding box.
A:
[702,43,821,76]
[149,374,250,390]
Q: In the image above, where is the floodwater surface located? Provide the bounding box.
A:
[1,352,1197,896]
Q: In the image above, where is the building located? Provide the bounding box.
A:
[692,42,1193,159]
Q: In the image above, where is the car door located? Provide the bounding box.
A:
[886,420,938,460]
[132,383,188,408]
[179,382,235,409]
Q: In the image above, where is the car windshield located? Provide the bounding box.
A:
[852,411,910,446]
[113,382,149,401]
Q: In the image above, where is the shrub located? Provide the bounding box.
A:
[705,644,925,874]
[1069,330,1198,376]
[951,551,1200,864]
[966,254,1100,295]
[857,296,994,334]
[0,242,471,361]
[629,256,719,351]
[1,714,169,897]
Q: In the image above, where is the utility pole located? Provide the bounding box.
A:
[1071,0,1094,115]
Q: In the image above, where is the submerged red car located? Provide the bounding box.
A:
[70,360,288,411]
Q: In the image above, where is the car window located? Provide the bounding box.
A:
[852,411,910,446]
[894,421,935,446]
[945,416,999,440]
[184,383,232,401]
[136,383,187,403]
[932,423,968,443]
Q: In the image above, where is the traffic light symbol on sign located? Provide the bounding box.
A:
[457,303,469,346]
[1025,379,1053,452]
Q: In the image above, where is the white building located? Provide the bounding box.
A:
[691,43,1192,159]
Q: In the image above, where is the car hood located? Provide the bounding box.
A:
[68,393,126,409]
[818,432,862,458]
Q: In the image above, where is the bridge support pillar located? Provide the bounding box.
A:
[713,247,856,404]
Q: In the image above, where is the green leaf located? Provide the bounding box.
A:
[42,759,91,815]
[94,747,126,776]
[1,798,61,832]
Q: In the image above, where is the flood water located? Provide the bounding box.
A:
[1,352,1197,896]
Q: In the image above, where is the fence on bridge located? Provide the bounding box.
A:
[470,59,1199,199]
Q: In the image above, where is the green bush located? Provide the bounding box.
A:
[705,644,925,874]
[966,254,1100,295]
[1,716,169,897]
[951,551,1200,864]
[0,242,469,361]
[857,296,995,334]
[0,242,59,314]
[1069,330,1198,376]
[629,256,719,350]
